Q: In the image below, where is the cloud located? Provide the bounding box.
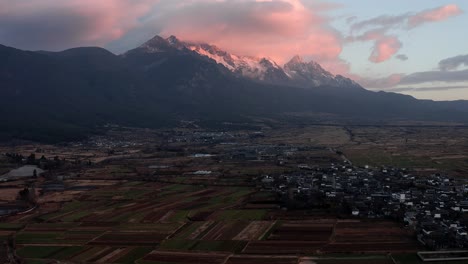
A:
[439,54,468,71]
[350,14,409,32]
[1,0,463,84]
[369,35,402,63]
[358,74,404,89]
[396,54,408,61]
[347,29,402,63]
[350,4,462,31]
[147,0,343,64]
[0,0,348,74]
[388,86,468,93]
[0,0,155,51]
[347,4,462,63]
[362,53,468,90]
[400,69,468,85]
[408,4,463,28]
[346,16,357,24]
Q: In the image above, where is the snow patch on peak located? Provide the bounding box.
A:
[132,35,362,90]
[189,45,236,71]
[167,35,179,44]
[187,43,281,80]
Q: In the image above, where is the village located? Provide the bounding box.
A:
[262,162,468,251]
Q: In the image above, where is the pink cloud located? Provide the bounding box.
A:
[347,4,462,64]
[0,0,351,77]
[369,36,402,63]
[155,0,343,65]
[349,30,402,63]
[349,4,463,32]
[408,4,463,28]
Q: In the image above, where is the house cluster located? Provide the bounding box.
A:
[77,136,142,149]
[262,163,468,250]
[167,131,239,143]
[229,144,295,161]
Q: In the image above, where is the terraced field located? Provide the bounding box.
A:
[0,179,423,263]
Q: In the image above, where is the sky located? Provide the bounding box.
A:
[0,0,467,101]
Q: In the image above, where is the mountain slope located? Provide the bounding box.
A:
[1,37,468,142]
[153,36,360,89]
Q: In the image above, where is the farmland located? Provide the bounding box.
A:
[0,177,422,263]
[1,124,464,263]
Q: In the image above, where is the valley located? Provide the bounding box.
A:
[2,1,468,263]
[1,124,468,263]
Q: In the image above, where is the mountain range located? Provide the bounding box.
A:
[1,35,467,142]
[135,35,361,89]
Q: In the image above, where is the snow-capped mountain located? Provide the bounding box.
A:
[185,42,290,83]
[133,35,360,89]
[283,55,360,88]
[128,35,188,54]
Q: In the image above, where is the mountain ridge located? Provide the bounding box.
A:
[1,36,468,142]
[137,35,361,89]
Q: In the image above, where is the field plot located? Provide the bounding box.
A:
[323,220,421,253]
[342,126,468,176]
[314,258,393,264]
[89,232,168,246]
[333,221,412,243]
[243,241,325,254]
[211,210,267,221]
[226,255,298,264]
[201,221,250,240]
[17,246,83,260]
[140,250,229,264]
[112,247,154,264]
[10,182,268,262]
[234,221,273,241]
[267,221,334,241]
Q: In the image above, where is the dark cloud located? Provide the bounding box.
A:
[439,54,468,71]
[400,69,468,85]
[358,74,404,89]
[0,0,154,51]
[396,54,408,61]
[388,86,468,92]
[0,7,98,50]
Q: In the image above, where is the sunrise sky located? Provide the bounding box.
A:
[1,0,467,100]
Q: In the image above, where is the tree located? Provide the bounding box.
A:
[26,153,36,165]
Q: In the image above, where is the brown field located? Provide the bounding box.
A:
[89,232,167,246]
[233,221,273,241]
[243,241,326,254]
[268,221,334,241]
[201,221,249,240]
[322,242,421,253]
[142,251,229,264]
[226,255,298,264]
[314,259,394,264]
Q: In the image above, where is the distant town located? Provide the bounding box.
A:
[261,163,468,250]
